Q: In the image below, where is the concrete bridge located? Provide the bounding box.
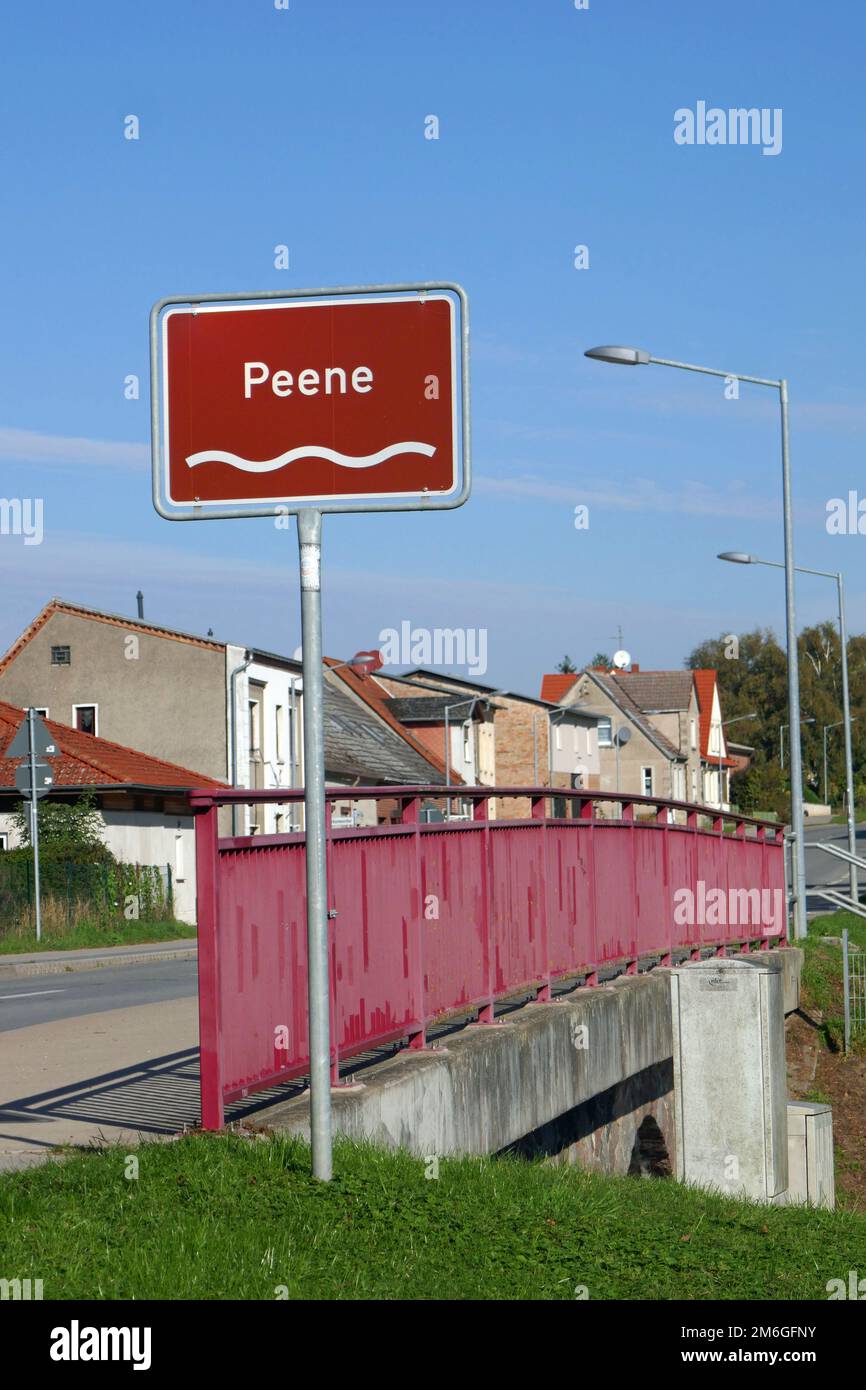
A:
[188,785,799,1185]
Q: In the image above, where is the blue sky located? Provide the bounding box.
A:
[1,0,864,691]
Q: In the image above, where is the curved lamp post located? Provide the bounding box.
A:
[720,550,857,902]
[585,345,806,938]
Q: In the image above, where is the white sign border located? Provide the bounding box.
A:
[150,282,469,521]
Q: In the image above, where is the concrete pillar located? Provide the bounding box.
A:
[670,957,788,1202]
[786,1102,835,1209]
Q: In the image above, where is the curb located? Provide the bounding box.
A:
[0,942,198,979]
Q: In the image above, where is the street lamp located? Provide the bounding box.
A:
[780,718,815,770]
[719,551,858,902]
[719,712,758,810]
[584,344,805,937]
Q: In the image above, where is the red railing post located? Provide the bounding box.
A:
[655,802,673,967]
[325,800,342,1085]
[578,796,600,985]
[473,795,495,1023]
[402,794,427,1050]
[195,802,224,1130]
[621,799,638,974]
[531,794,551,1001]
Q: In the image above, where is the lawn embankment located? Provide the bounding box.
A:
[789,910,866,1208]
[0,919,196,954]
[1,1133,864,1300]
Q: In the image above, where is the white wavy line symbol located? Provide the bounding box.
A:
[185,442,437,473]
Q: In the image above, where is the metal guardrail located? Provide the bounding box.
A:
[188,785,786,1130]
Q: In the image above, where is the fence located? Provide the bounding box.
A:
[0,857,173,935]
[843,927,866,1051]
[189,784,786,1129]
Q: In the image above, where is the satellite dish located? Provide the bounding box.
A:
[612,649,631,669]
[615,727,631,746]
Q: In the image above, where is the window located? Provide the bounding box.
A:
[0,833,8,851]
[73,704,97,735]
[462,720,473,761]
[555,724,563,751]
[248,699,261,757]
[51,646,70,666]
[35,707,48,718]
[597,717,613,747]
[641,766,653,796]
[690,718,697,750]
[275,704,285,762]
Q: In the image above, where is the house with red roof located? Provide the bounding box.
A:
[539,661,737,809]
[0,598,450,838]
[0,701,226,921]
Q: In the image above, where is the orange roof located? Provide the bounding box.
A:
[540,673,578,702]
[692,670,737,767]
[0,702,226,791]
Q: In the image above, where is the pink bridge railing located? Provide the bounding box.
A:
[189,786,787,1129]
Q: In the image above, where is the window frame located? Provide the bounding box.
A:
[72,702,99,736]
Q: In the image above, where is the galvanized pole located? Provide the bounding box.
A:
[779,382,808,941]
[837,574,858,904]
[297,508,332,1181]
[28,708,42,944]
[444,707,451,819]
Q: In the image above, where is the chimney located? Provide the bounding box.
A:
[136,591,144,620]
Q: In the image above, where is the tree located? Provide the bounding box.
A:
[686,621,866,812]
[589,652,612,669]
[11,792,105,851]
[556,656,577,673]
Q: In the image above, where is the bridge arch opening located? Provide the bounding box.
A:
[627,1114,672,1178]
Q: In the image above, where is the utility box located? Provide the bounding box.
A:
[786,1102,835,1209]
[670,956,788,1202]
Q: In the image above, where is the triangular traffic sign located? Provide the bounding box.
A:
[4,711,57,760]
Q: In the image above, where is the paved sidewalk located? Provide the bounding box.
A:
[0,938,197,979]
[0,995,199,1172]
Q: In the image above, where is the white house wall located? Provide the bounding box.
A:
[0,808,198,925]
[226,647,304,834]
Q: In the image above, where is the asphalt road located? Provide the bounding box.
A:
[0,957,198,1033]
[804,821,866,913]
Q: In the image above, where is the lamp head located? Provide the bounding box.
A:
[584,345,650,367]
[717,552,755,564]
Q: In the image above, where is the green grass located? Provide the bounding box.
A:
[2,1133,865,1300]
[0,919,196,954]
[801,908,866,1049]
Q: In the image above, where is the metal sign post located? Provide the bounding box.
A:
[6,709,56,943]
[151,283,470,1181]
[297,508,331,1179]
[29,709,42,944]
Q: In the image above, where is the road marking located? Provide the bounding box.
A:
[0,989,64,999]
